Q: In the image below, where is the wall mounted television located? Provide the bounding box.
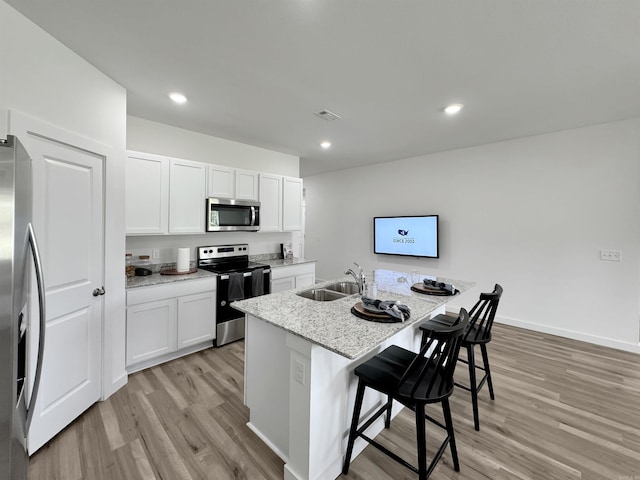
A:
[373,215,439,258]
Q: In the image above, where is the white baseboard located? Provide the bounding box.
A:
[445,305,640,354]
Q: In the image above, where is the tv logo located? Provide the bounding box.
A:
[397,229,409,236]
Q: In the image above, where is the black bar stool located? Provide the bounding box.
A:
[425,284,503,431]
[342,309,469,480]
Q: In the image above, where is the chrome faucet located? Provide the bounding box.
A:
[345,262,366,295]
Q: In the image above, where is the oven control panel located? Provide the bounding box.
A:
[198,244,249,260]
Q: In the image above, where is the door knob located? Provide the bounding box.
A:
[92,287,106,297]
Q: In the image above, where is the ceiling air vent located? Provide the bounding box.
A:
[314,109,341,121]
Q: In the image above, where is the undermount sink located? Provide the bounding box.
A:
[324,281,360,295]
[297,288,348,301]
[296,281,360,301]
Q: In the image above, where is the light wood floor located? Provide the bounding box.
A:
[29,323,640,480]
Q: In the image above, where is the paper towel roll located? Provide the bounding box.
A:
[176,248,190,272]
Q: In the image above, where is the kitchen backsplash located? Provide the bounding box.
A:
[126,231,303,266]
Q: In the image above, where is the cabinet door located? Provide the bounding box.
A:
[295,272,315,289]
[177,291,216,349]
[169,159,206,233]
[271,276,296,293]
[236,169,259,201]
[126,299,177,366]
[207,164,235,198]
[283,176,303,231]
[259,173,283,232]
[125,152,169,234]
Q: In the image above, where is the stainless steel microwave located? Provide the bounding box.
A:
[206,198,260,232]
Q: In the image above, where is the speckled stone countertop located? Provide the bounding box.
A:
[126,268,217,289]
[232,269,475,360]
[257,257,317,268]
[125,257,315,289]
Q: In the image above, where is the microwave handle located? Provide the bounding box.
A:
[250,206,256,226]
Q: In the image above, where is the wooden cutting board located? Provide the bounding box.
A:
[160,268,198,275]
[410,283,455,296]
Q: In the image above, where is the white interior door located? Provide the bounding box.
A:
[22,132,104,454]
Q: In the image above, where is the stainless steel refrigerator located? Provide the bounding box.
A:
[0,135,46,480]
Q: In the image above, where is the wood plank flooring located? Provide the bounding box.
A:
[29,324,640,480]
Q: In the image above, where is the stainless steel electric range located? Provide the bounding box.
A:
[197,244,271,346]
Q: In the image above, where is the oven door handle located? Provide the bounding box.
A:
[219,268,270,281]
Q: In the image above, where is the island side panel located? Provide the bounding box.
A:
[245,314,291,461]
[284,304,445,480]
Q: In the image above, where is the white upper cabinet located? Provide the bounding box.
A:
[235,169,260,201]
[169,158,206,234]
[126,151,206,235]
[207,164,235,198]
[126,150,303,235]
[283,176,303,231]
[125,151,170,235]
[259,173,283,232]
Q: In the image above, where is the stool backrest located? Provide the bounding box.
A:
[398,308,469,401]
[464,284,503,343]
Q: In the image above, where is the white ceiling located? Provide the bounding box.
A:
[7,0,640,176]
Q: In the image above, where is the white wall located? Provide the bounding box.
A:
[0,0,128,397]
[127,115,299,177]
[304,120,640,352]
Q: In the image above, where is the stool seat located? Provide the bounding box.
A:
[355,344,453,404]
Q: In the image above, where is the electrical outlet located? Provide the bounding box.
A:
[600,249,622,262]
[152,249,160,260]
[294,359,305,385]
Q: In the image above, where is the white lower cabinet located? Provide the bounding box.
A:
[270,263,316,293]
[126,299,177,366]
[178,291,216,348]
[126,277,216,372]
[271,276,296,293]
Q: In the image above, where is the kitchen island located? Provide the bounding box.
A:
[232,270,474,480]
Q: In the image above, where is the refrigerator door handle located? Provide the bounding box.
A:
[25,222,46,436]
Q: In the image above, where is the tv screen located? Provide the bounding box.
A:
[374,215,439,258]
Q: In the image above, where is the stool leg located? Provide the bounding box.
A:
[480,343,495,400]
[343,381,366,474]
[467,345,480,431]
[442,397,460,471]
[415,403,427,480]
[384,395,393,428]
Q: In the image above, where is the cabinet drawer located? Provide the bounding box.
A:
[127,277,216,306]
[270,263,315,280]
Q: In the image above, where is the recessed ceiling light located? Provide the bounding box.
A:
[444,103,463,115]
[320,141,332,149]
[169,92,187,104]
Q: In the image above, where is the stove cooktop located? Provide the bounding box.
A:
[197,244,270,274]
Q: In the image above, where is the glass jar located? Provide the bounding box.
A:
[133,255,153,276]
[136,255,152,267]
[125,253,135,278]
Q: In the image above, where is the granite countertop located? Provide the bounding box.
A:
[125,257,315,289]
[126,268,217,289]
[232,269,475,360]
[262,258,317,268]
